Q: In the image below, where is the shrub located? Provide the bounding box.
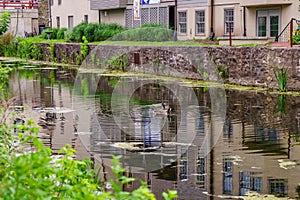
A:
[70,22,88,42]
[57,28,67,40]
[93,23,124,41]
[17,37,33,60]
[64,29,73,42]
[84,23,98,42]
[0,12,11,36]
[111,26,173,42]
[0,32,17,57]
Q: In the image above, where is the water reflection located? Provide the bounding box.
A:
[5,63,300,200]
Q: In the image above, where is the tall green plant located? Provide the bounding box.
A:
[0,12,11,36]
[274,67,288,92]
[17,38,33,60]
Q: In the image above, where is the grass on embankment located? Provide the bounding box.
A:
[26,36,268,47]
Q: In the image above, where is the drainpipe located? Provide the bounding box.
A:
[48,0,52,27]
[243,6,246,36]
[210,0,215,40]
[99,10,101,23]
[173,0,178,41]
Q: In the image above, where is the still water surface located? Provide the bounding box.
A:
[4,60,300,200]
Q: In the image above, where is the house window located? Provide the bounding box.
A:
[197,155,205,188]
[178,11,187,34]
[195,10,205,34]
[224,8,234,34]
[58,0,62,5]
[84,15,88,23]
[269,179,287,197]
[239,172,263,196]
[56,16,60,29]
[223,159,233,194]
[68,16,74,29]
[50,0,53,6]
[179,147,188,180]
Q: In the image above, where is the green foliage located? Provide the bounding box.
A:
[0,64,177,200]
[111,25,173,42]
[57,28,68,40]
[108,55,128,71]
[40,27,59,40]
[69,22,125,42]
[217,64,229,80]
[77,36,89,64]
[0,32,17,57]
[292,29,300,45]
[141,23,167,28]
[0,12,11,36]
[49,43,56,62]
[31,43,43,60]
[80,36,89,58]
[64,29,73,42]
[84,23,98,42]
[70,22,88,42]
[94,23,125,41]
[0,65,13,91]
[274,94,286,115]
[17,38,33,60]
[274,67,288,92]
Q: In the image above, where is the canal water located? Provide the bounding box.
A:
[4,60,300,200]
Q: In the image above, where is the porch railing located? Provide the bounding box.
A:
[0,0,38,9]
[275,18,298,47]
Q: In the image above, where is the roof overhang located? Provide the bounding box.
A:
[240,0,292,7]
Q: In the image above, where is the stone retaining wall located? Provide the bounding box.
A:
[39,43,300,91]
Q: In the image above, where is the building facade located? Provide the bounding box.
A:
[48,0,300,43]
[177,0,300,42]
[125,0,175,28]
[90,0,127,26]
[51,0,98,29]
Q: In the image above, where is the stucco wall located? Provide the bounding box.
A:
[100,9,125,26]
[51,0,98,29]
[2,10,39,37]
[38,43,300,91]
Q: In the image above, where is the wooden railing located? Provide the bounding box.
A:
[0,0,38,9]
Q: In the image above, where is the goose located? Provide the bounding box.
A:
[153,103,171,115]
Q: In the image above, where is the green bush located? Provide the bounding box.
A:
[111,25,173,42]
[0,32,17,57]
[70,22,88,42]
[84,23,98,42]
[68,22,125,42]
[57,28,68,40]
[17,37,33,60]
[0,12,11,36]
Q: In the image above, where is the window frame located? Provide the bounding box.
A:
[224,8,234,35]
[195,10,205,35]
[178,11,187,35]
[68,16,74,29]
[84,15,88,23]
[56,16,60,29]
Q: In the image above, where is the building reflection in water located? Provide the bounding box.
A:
[7,67,300,200]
